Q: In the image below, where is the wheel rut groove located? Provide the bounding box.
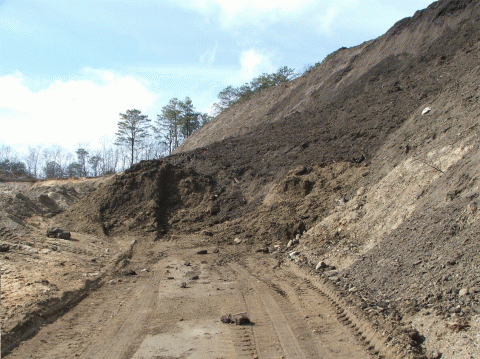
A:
[288,263,406,359]
[229,262,308,359]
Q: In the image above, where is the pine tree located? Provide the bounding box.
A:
[115,109,151,167]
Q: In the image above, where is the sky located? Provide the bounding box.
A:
[0,0,434,153]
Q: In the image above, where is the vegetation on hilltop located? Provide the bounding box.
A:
[1,66,299,180]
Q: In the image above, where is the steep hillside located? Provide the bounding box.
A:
[57,0,480,357]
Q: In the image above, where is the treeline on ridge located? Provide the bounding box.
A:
[1,66,300,180]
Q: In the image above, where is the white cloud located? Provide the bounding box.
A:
[172,0,318,28]
[200,43,218,66]
[0,70,159,149]
[225,49,276,85]
[241,49,274,80]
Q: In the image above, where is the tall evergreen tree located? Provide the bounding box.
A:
[180,97,200,139]
[115,109,151,167]
[160,99,183,153]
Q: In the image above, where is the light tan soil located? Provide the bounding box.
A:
[4,234,379,359]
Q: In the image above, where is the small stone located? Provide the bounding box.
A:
[57,231,71,240]
[324,270,338,277]
[184,261,191,266]
[233,238,242,245]
[470,287,480,293]
[449,305,461,314]
[122,269,136,276]
[213,248,219,253]
[51,245,58,251]
[109,279,116,285]
[289,251,300,258]
[459,288,469,297]
[0,243,10,253]
[316,261,327,270]
[286,240,294,248]
[196,249,208,255]
[180,282,187,288]
[106,248,110,253]
[422,107,431,115]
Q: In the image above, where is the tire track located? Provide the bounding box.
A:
[80,269,161,359]
[229,263,308,359]
[286,263,404,359]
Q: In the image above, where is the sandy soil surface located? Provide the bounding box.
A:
[4,234,380,359]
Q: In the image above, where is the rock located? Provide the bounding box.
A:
[184,261,191,266]
[221,313,251,325]
[180,282,187,288]
[324,270,338,277]
[428,350,442,359]
[235,314,251,325]
[221,314,234,324]
[46,227,71,239]
[449,305,461,314]
[0,243,10,252]
[329,276,340,282]
[47,227,63,238]
[213,248,220,253]
[51,245,58,251]
[122,269,136,276]
[292,165,307,176]
[57,231,71,240]
[422,107,432,115]
[459,288,469,297]
[470,286,480,293]
[233,238,242,245]
[446,319,467,332]
[286,240,294,248]
[255,247,269,253]
[109,279,116,285]
[315,261,327,270]
[196,249,208,255]
[289,251,300,258]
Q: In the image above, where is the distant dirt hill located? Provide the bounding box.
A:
[60,1,480,356]
[177,0,474,156]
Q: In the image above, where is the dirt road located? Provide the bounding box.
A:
[6,236,376,359]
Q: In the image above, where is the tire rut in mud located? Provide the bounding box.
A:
[79,270,161,359]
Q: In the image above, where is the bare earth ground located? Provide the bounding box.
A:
[4,234,378,359]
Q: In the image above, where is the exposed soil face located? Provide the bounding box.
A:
[3,0,480,358]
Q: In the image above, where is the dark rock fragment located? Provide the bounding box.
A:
[0,243,10,252]
[122,269,137,276]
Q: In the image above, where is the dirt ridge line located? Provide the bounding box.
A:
[1,239,137,356]
[288,262,420,359]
